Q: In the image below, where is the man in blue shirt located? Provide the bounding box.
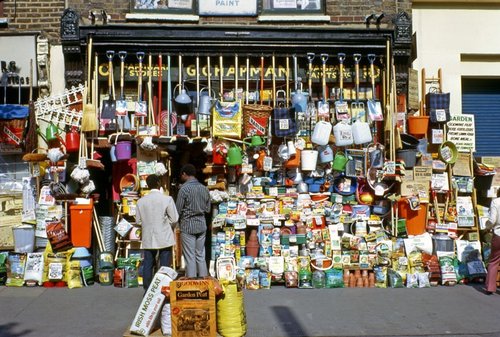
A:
[176,164,211,277]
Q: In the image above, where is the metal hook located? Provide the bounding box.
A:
[337,53,346,63]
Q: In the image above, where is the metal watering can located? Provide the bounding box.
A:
[198,87,217,115]
[243,135,267,147]
[226,143,243,166]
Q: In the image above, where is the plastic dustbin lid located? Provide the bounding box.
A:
[72,247,91,258]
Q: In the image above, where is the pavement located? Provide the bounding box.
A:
[0,283,499,337]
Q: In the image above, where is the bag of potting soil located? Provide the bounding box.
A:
[418,272,431,288]
[125,266,139,288]
[325,268,344,288]
[46,253,67,283]
[0,252,8,285]
[388,268,404,288]
[81,265,95,286]
[6,252,27,287]
[374,266,387,288]
[24,252,44,286]
[284,271,298,288]
[438,254,457,286]
[406,273,418,288]
[161,303,172,336]
[408,250,425,274]
[68,260,83,289]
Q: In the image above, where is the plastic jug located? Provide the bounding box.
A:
[311,120,332,146]
[333,121,353,146]
[352,120,372,145]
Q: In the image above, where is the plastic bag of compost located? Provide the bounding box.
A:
[24,252,44,286]
[406,273,418,288]
[325,268,344,288]
[0,252,8,285]
[388,268,404,288]
[6,252,27,287]
[284,271,298,288]
[81,265,95,286]
[374,266,387,288]
[418,272,430,288]
[161,302,172,336]
[438,254,457,286]
[68,260,83,289]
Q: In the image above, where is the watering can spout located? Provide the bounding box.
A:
[243,135,267,147]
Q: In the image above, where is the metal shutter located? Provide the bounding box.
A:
[461,78,500,157]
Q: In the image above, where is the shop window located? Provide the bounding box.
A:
[131,0,196,14]
[261,0,325,14]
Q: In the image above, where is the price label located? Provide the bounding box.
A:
[279,119,290,130]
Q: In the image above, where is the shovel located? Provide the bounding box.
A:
[306,52,315,101]
[367,54,383,122]
[135,52,147,119]
[334,53,349,121]
[351,54,366,122]
[116,51,130,132]
[101,50,116,121]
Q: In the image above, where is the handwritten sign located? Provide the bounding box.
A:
[199,0,257,15]
[446,114,475,153]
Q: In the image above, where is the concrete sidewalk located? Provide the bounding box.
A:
[0,283,499,337]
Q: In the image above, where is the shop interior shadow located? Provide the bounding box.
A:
[271,305,309,337]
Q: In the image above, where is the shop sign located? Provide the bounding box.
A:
[198,0,257,16]
[407,68,419,110]
[446,114,475,153]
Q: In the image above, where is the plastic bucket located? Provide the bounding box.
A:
[98,269,114,286]
[115,140,132,161]
[398,200,427,236]
[13,225,35,253]
[301,150,318,171]
[407,116,429,136]
[396,149,417,168]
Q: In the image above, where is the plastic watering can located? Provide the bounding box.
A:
[38,123,64,146]
[332,151,349,171]
[65,127,80,153]
[243,135,267,147]
[226,143,243,166]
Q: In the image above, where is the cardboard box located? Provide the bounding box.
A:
[129,267,178,336]
[170,279,216,337]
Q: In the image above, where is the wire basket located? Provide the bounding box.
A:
[242,104,273,137]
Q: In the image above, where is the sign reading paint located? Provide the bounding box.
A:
[199,0,257,15]
[446,114,475,153]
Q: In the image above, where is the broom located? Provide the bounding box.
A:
[81,36,98,132]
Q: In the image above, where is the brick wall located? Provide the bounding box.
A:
[1,0,65,42]
[1,0,412,43]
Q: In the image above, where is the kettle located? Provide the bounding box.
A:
[65,127,80,153]
[226,143,243,166]
[243,135,267,147]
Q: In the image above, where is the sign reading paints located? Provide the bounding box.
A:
[199,0,257,15]
[446,114,475,153]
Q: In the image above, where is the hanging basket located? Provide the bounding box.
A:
[242,104,273,136]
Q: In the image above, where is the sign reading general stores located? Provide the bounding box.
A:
[446,114,475,153]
